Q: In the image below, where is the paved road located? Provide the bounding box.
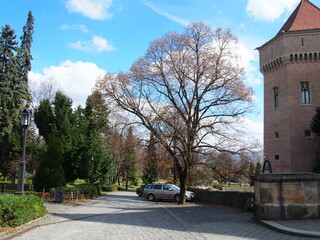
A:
[2,191,315,240]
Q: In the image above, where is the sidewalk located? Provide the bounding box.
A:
[260,219,320,238]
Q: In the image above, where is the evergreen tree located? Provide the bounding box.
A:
[17,11,34,102]
[33,133,66,191]
[142,132,158,184]
[123,128,137,189]
[83,91,112,184]
[34,91,75,182]
[0,24,20,137]
[0,24,21,179]
[34,99,54,142]
[311,107,320,136]
[0,13,34,179]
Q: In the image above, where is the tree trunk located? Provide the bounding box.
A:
[178,168,188,204]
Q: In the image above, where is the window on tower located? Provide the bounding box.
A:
[273,87,279,108]
[300,81,311,104]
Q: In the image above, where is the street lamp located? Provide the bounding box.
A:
[16,108,32,195]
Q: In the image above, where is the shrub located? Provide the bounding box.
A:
[100,184,119,192]
[50,185,100,199]
[0,194,47,227]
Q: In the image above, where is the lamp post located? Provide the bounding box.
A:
[16,108,32,195]
[90,154,94,185]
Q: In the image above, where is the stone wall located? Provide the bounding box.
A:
[189,188,254,211]
[251,173,320,220]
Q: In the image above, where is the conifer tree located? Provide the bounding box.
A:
[142,132,158,184]
[123,128,137,189]
[0,13,34,178]
[33,133,66,191]
[17,11,34,102]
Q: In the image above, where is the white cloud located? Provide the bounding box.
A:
[242,117,263,145]
[29,60,106,107]
[60,24,89,33]
[144,2,189,26]
[67,35,115,53]
[66,0,113,20]
[246,0,299,21]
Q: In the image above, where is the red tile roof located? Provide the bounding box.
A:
[278,0,320,34]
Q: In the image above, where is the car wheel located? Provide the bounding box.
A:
[148,194,155,201]
[174,194,180,202]
[138,191,142,197]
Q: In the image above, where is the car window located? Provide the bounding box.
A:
[169,184,180,190]
[163,185,171,190]
[145,184,154,189]
[154,184,162,190]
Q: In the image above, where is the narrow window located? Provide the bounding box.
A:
[273,87,279,108]
[274,132,279,139]
[304,130,312,138]
[300,82,311,104]
[275,155,280,160]
[301,38,304,47]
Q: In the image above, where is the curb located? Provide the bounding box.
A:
[260,220,320,238]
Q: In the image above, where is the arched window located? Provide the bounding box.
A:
[300,82,311,104]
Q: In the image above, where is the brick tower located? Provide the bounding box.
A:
[257,0,320,173]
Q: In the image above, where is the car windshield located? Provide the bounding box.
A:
[169,184,180,190]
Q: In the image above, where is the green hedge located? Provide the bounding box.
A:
[50,185,100,199]
[0,194,47,227]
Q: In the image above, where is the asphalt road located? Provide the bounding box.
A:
[1,191,315,240]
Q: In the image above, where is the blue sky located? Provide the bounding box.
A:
[0,0,308,144]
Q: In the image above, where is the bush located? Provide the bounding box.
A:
[50,185,100,199]
[100,184,119,192]
[0,194,47,227]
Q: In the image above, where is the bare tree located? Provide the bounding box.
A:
[29,77,60,108]
[97,22,254,204]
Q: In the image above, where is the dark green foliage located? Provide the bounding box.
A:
[0,12,34,178]
[311,107,320,136]
[123,128,138,188]
[33,134,66,192]
[17,11,34,88]
[34,91,113,184]
[50,185,100,199]
[0,194,47,227]
[33,99,54,143]
[142,132,158,184]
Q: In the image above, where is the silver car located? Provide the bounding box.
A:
[142,183,195,202]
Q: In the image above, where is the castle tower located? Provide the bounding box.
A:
[257,0,320,173]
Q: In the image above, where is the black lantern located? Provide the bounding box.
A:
[16,108,32,194]
[21,109,32,127]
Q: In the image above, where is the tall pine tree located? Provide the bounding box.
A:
[123,127,137,189]
[0,12,34,179]
[142,132,158,184]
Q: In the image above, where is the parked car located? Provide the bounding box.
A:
[136,184,146,197]
[142,183,195,202]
